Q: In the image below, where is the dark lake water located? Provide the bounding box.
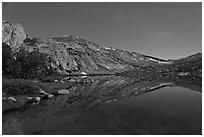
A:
[2,76,202,135]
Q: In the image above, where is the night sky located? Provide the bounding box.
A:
[2,2,202,59]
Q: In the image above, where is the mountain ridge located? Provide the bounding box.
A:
[2,21,202,78]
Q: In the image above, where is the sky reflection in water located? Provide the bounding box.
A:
[2,76,202,135]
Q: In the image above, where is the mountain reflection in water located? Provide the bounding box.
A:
[2,76,202,135]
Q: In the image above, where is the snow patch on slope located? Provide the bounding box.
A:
[104,47,111,50]
[148,58,173,64]
[149,82,174,90]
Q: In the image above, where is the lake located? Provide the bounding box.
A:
[2,76,202,135]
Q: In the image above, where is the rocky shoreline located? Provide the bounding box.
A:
[3,73,201,113]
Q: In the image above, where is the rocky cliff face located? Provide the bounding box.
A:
[2,21,174,76]
[2,21,26,52]
[2,21,201,76]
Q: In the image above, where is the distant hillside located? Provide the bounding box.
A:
[2,21,202,79]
